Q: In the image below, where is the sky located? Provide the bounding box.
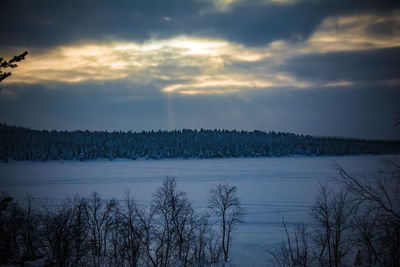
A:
[1,0,400,140]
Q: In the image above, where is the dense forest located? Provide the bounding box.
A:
[0,123,399,162]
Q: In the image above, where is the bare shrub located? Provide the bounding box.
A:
[269,218,311,267]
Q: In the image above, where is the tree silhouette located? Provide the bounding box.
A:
[0,51,28,90]
[208,184,244,263]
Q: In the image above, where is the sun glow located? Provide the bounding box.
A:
[5,11,400,95]
[169,37,227,55]
[305,12,400,53]
[5,36,274,91]
[207,0,298,11]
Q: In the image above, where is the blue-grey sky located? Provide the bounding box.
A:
[1,0,400,139]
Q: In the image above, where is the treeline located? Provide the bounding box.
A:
[270,159,400,267]
[0,178,243,266]
[1,124,399,162]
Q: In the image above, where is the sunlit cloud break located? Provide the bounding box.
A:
[4,36,281,95]
[305,11,400,53]
[5,11,400,95]
[207,0,298,11]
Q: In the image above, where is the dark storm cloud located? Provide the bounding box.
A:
[2,0,400,49]
[280,47,400,84]
[198,0,400,46]
[1,0,210,48]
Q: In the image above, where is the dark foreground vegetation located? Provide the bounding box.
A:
[0,178,244,266]
[1,124,399,162]
[270,158,400,267]
[1,159,399,266]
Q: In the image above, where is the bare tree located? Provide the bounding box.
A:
[271,159,400,267]
[20,197,44,263]
[151,176,180,266]
[1,194,88,266]
[108,199,124,267]
[311,184,354,267]
[336,161,400,266]
[351,212,379,266]
[336,162,400,220]
[0,193,24,264]
[205,229,222,264]
[118,191,142,267]
[150,176,198,266]
[85,192,117,267]
[69,196,90,266]
[208,184,244,263]
[40,200,75,266]
[139,176,220,267]
[191,214,211,266]
[269,218,312,267]
[137,206,160,267]
[1,179,241,266]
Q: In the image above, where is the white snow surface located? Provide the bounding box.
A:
[0,155,396,266]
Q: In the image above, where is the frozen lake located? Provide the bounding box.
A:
[0,155,395,266]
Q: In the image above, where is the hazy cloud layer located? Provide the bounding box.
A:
[1,83,398,140]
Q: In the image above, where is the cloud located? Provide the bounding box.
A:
[204,0,299,12]
[1,0,210,48]
[7,33,326,96]
[2,0,400,49]
[304,11,400,53]
[4,36,299,94]
[280,47,400,85]
[4,10,399,96]
[2,0,400,139]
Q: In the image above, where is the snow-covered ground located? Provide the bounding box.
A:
[0,155,395,266]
